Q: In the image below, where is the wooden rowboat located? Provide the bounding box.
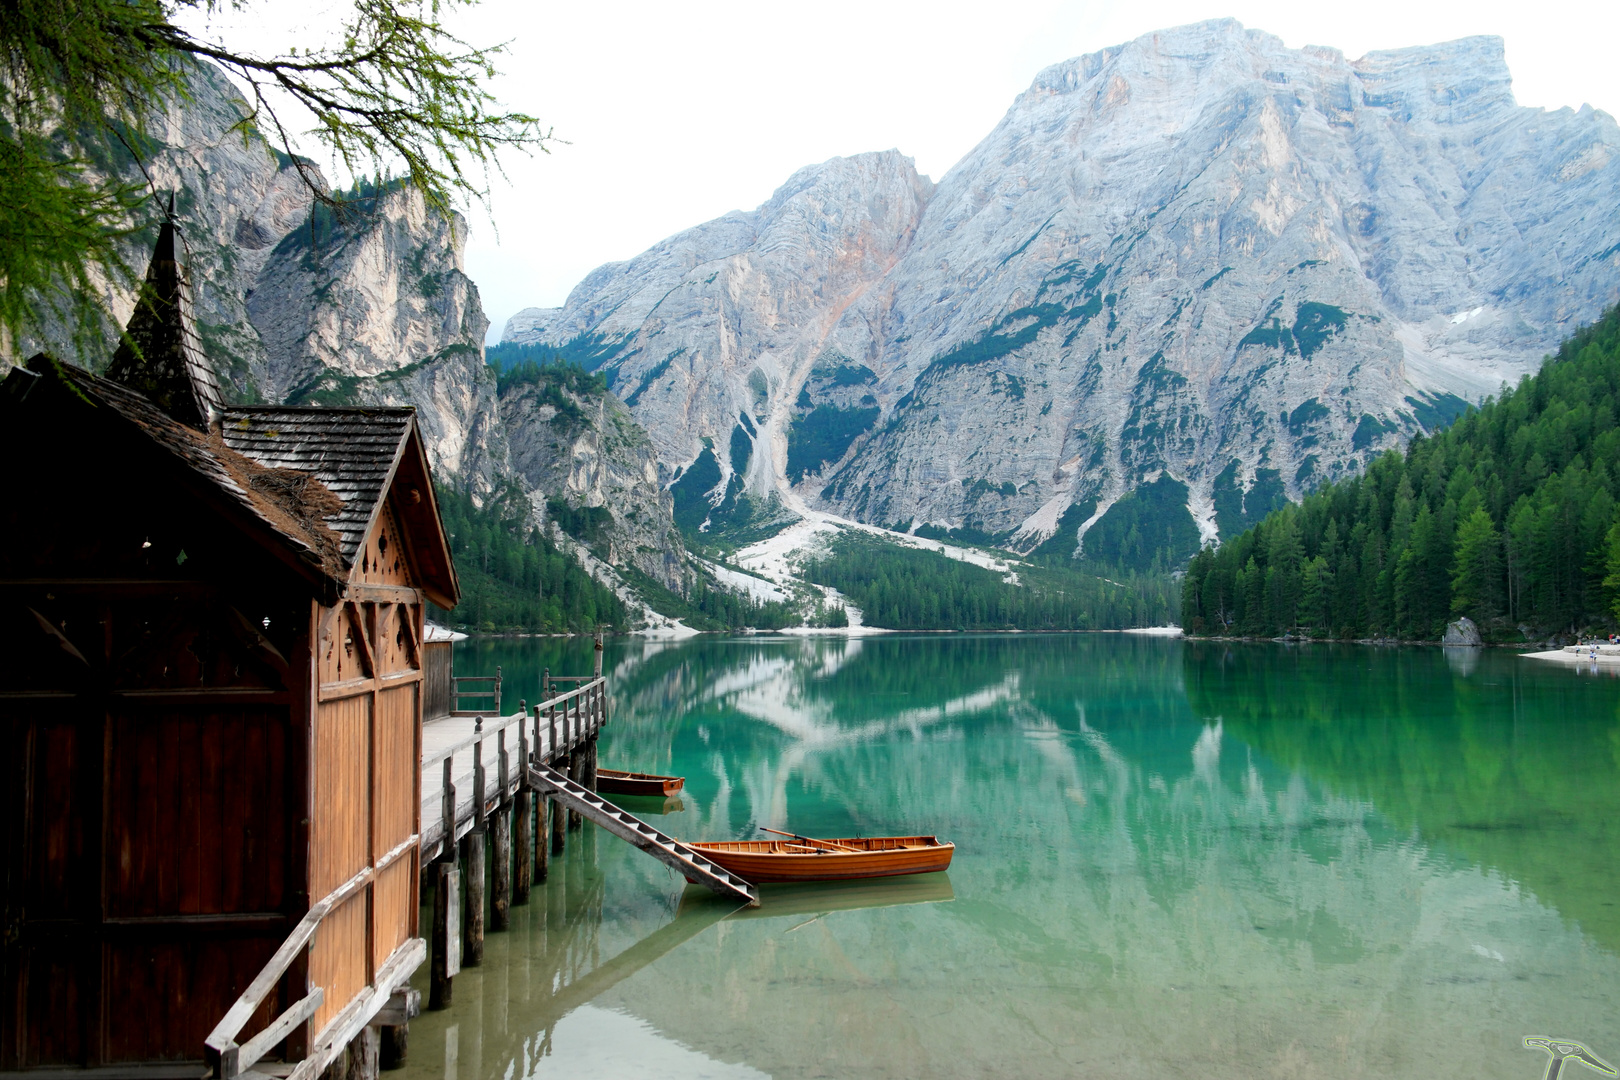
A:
[684,835,954,883]
[596,768,684,797]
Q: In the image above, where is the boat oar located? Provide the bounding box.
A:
[758,826,860,853]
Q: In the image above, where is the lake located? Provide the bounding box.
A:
[404,634,1620,1080]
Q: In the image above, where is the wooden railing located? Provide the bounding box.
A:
[450,666,500,716]
[203,862,424,1080]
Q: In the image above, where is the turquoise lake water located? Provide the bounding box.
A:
[404,634,1620,1079]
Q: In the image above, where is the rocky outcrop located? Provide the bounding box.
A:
[1442,617,1482,646]
[499,365,688,589]
[506,21,1620,560]
[245,182,506,492]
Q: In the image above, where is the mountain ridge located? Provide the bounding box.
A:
[504,19,1620,566]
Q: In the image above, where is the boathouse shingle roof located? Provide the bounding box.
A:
[219,407,418,568]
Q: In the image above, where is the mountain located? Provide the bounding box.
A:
[503,20,1620,566]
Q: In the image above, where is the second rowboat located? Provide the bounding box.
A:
[596,769,685,797]
[683,835,954,883]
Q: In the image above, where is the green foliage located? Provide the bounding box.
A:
[670,443,722,533]
[622,349,682,407]
[1352,414,1397,450]
[1406,390,1472,432]
[1026,500,1098,560]
[1,0,547,353]
[1212,461,1289,538]
[431,483,628,633]
[914,522,1009,549]
[729,421,753,477]
[1082,475,1201,573]
[491,348,607,425]
[786,403,879,482]
[824,363,876,387]
[800,532,1177,631]
[546,496,612,548]
[1183,305,1620,640]
[1238,300,1351,358]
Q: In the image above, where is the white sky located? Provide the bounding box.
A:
[181,2,1618,343]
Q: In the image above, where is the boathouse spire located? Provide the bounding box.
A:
[103,200,224,431]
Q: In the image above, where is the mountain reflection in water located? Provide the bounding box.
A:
[408,635,1620,1080]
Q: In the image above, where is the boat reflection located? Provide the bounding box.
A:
[601,793,686,815]
[681,870,955,919]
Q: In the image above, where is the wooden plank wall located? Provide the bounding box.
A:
[307,578,423,1036]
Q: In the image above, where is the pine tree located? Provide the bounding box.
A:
[1451,506,1504,621]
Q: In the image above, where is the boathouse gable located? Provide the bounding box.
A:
[0,226,457,1077]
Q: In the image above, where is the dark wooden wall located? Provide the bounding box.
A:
[0,423,312,1071]
[0,584,307,1070]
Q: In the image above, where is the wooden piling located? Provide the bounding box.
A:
[551,783,567,853]
[491,731,511,932]
[567,750,583,831]
[429,759,459,1011]
[491,803,511,932]
[463,830,485,966]
[429,859,459,1009]
[537,795,553,878]
[347,1025,379,1080]
[379,1025,408,1071]
[513,789,532,904]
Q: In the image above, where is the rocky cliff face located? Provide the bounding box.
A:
[505,150,934,524]
[506,21,1620,558]
[498,365,688,589]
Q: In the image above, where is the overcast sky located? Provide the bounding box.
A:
[183,2,1618,343]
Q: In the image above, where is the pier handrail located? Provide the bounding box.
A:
[451,666,502,715]
[203,861,371,1079]
[422,677,604,768]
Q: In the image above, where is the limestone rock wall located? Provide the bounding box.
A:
[505,21,1620,552]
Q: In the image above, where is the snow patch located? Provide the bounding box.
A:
[701,559,789,604]
[1011,493,1071,547]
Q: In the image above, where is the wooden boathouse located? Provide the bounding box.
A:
[0,221,457,1078]
[1,217,762,1080]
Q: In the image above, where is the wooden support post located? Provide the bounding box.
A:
[430,759,459,1011]
[491,801,511,932]
[462,829,485,966]
[346,1026,380,1080]
[515,720,532,905]
[513,788,532,904]
[463,742,486,965]
[567,750,584,830]
[584,736,598,794]
[379,1025,408,1071]
[550,782,566,854]
[535,793,551,881]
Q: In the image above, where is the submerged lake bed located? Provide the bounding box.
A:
[406,635,1620,1080]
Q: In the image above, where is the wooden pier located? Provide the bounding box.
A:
[414,671,758,1011]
